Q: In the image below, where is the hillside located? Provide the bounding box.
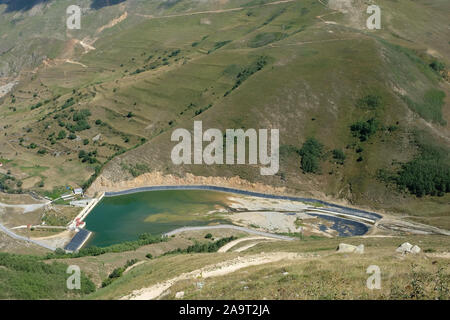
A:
[0,1,449,227]
[1,0,449,302]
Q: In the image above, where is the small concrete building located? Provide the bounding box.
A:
[73,188,83,196]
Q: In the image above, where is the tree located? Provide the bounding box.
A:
[301,153,319,173]
[350,118,378,141]
[332,149,346,164]
[299,138,323,173]
[57,130,67,140]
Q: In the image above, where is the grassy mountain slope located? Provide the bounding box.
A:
[0,0,449,224]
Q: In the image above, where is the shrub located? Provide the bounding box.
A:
[57,130,67,140]
[46,234,167,259]
[165,236,237,256]
[299,138,324,173]
[232,56,268,91]
[396,155,449,197]
[332,149,346,164]
[350,118,378,141]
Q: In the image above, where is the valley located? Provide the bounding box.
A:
[0,0,448,301]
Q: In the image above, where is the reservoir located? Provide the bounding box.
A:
[82,186,378,248]
[84,189,231,247]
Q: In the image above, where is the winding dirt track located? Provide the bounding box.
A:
[121,252,304,300]
[135,0,296,19]
[217,236,275,253]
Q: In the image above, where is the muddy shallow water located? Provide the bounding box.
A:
[83,188,372,247]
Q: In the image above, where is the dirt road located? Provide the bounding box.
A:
[122,252,304,300]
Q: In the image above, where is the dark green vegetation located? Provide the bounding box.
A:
[0,0,449,223]
[0,173,18,193]
[401,89,446,125]
[350,118,379,142]
[165,236,237,255]
[224,55,269,96]
[332,149,346,165]
[298,138,324,173]
[46,233,167,259]
[101,259,138,288]
[395,133,450,197]
[0,252,95,299]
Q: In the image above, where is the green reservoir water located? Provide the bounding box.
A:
[84,190,231,247]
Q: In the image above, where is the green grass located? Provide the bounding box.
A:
[86,235,450,300]
[0,252,95,299]
[0,0,448,222]
[248,32,287,48]
[401,89,446,125]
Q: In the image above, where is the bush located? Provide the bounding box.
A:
[332,149,346,164]
[101,259,139,287]
[299,138,323,173]
[61,97,75,109]
[350,118,378,141]
[204,233,213,239]
[0,252,95,299]
[57,130,67,140]
[429,60,445,73]
[165,236,237,256]
[231,56,268,91]
[46,233,167,259]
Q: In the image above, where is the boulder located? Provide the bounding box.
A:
[396,242,413,254]
[396,242,421,254]
[337,243,364,254]
[411,245,421,254]
[355,244,365,254]
[175,291,184,299]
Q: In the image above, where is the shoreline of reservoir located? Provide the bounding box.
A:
[62,185,383,251]
[102,185,383,221]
